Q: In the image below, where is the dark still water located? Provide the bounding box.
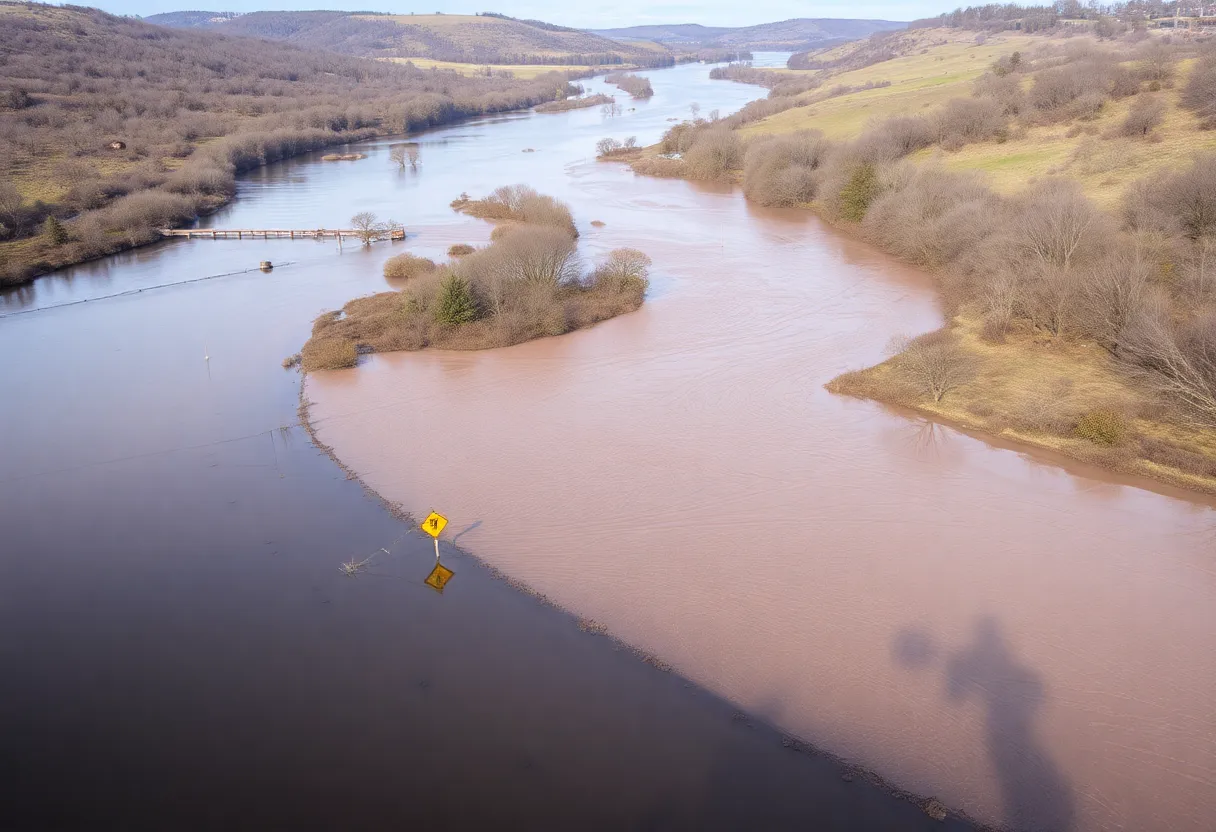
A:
[0,59,961,830]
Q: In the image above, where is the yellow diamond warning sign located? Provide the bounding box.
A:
[425,562,454,593]
[421,511,448,539]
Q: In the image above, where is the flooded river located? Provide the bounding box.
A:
[0,58,963,830]
[302,64,1216,831]
[3,57,1213,831]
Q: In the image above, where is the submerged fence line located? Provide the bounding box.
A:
[0,261,301,319]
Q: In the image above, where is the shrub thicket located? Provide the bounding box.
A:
[604,73,654,99]
[383,253,438,280]
[742,131,827,207]
[682,128,744,181]
[451,185,578,236]
[1118,94,1165,138]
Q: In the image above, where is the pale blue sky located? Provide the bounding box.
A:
[99,1,950,28]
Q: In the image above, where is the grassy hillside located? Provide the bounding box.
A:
[742,28,1216,206]
[591,19,906,51]
[0,2,576,286]
[145,10,674,67]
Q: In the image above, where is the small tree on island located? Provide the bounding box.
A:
[434,274,479,325]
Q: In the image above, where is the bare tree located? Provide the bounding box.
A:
[601,101,622,117]
[494,225,580,288]
[596,137,622,157]
[389,144,408,170]
[1014,180,1104,271]
[1119,94,1166,137]
[891,330,978,402]
[689,102,701,120]
[592,248,651,290]
[1077,249,1153,353]
[1122,300,1216,426]
[1137,39,1176,85]
[980,271,1025,339]
[0,182,25,237]
[350,211,385,245]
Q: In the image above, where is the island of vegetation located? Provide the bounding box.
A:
[0,3,584,288]
[297,186,651,372]
[605,73,656,99]
[536,93,616,113]
[602,7,1216,494]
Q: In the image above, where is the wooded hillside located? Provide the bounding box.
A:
[0,2,576,286]
[145,10,676,67]
[591,19,906,51]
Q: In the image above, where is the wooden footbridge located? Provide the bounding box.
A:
[159,227,405,241]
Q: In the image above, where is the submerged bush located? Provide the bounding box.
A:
[383,253,437,280]
[452,185,577,236]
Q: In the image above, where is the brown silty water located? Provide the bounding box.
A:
[307,131,1216,829]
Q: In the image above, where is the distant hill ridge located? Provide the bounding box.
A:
[143,10,675,66]
[590,18,906,50]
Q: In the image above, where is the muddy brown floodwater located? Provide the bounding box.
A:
[3,58,983,831]
[307,62,1216,832]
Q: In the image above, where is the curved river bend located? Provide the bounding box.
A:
[2,57,1213,831]
[305,62,1216,832]
[3,57,967,831]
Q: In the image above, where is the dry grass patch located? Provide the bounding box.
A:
[828,315,1216,494]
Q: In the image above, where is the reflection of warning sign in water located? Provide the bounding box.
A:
[425,562,454,593]
[421,511,448,538]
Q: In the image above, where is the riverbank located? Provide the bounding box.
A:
[829,314,1216,495]
[602,28,1216,499]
